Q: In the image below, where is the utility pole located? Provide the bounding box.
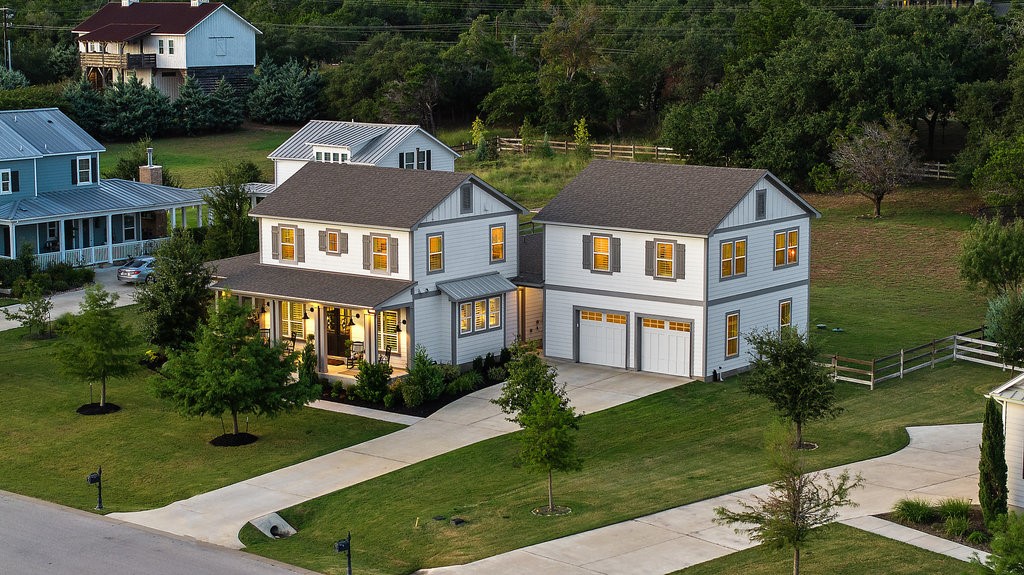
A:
[1,7,13,71]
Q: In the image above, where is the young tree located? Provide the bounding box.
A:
[519,389,582,514]
[297,334,321,392]
[202,163,260,260]
[134,229,213,351]
[715,422,863,575]
[492,342,566,425]
[980,397,1009,528]
[101,77,173,140]
[159,298,318,439]
[978,512,1024,574]
[2,280,52,337]
[959,218,1024,297]
[830,116,922,218]
[985,292,1024,368]
[0,68,30,90]
[743,327,842,448]
[573,117,591,158]
[58,285,135,411]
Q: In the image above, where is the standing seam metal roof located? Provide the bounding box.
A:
[269,120,456,165]
[0,109,104,159]
[0,179,204,223]
[436,273,518,302]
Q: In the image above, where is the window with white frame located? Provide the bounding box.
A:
[378,310,399,353]
[459,296,502,336]
[416,149,430,169]
[158,39,164,54]
[721,238,747,279]
[459,302,473,334]
[774,229,799,268]
[46,221,58,240]
[77,156,93,185]
[168,40,175,54]
[0,170,10,194]
[280,301,305,339]
[592,235,610,272]
[280,227,296,261]
[656,241,674,278]
[123,214,136,241]
[427,233,443,272]
[726,312,740,358]
[372,235,389,271]
[779,299,792,329]
[399,151,415,169]
[490,225,505,263]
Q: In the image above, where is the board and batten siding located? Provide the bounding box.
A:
[274,159,307,186]
[418,181,512,224]
[377,131,457,172]
[1005,401,1024,508]
[144,34,187,70]
[716,178,806,230]
[522,287,544,344]
[185,7,257,68]
[412,213,519,291]
[258,218,412,281]
[0,158,35,199]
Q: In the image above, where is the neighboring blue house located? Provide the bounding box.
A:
[0,108,205,268]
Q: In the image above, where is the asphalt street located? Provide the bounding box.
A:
[0,491,317,575]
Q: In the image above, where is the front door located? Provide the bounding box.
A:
[325,307,349,361]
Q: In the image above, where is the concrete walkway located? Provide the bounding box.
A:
[110,362,686,549]
[0,266,135,331]
[421,423,987,574]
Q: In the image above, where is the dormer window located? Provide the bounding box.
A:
[314,149,349,163]
[73,156,94,186]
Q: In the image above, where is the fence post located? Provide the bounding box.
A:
[655,146,659,160]
[953,335,958,361]
[930,339,936,368]
[899,349,904,379]
[870,358,875,390]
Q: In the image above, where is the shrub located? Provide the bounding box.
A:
[383,390,398,409]
[52,312,74,332]
[936,497,972,520]
[330,380,347,401]
[0,83,66,112]
[351,360,393,404]
[499,346,512,365]
[0,258,24,288]
[487,366,508,383]
[945,515,971,539]
[437,362,461,383]
[447,371,483,396]
[484,352,496,372]
[406,345,445,402]
[967,530,991,545]
[472,355,485,374]
[400,378,426,408]
[891,498,938,524]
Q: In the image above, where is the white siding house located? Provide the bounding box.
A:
[989,373,1024,509]
[534,160,820,381]
[210,163,526,375]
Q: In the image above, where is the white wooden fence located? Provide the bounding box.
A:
[32,238,167,269]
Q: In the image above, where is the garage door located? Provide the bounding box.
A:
[640,318,691,377]
[578,310,627,368]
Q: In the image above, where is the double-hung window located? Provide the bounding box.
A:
[0,170,10,194]
[427,233,443,272]
[372,235,389,271]
[416,149,430,169]
[400,151,415,169]
[76,156,93,185]
[158,39,164,54]
[726,312,740,358]
[280,227,296,261]
[721,238,747,279]
[490,225,505,263]
[592,236,610,272]
[774,229,799,267]
[168,40,175,55]
[281,301,305,339]
[123,214,136,241]
[779,299,792,329]
[656,241,674,278]
[378,310,399,353]
[459,302,473,334]
[460,296,502,335]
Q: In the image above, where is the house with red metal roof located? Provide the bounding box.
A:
[73,0,260,99]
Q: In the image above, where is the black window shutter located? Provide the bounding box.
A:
[296,229,305,262]
[362,235,371,269]
[340,233,349,254]
[11,171,18,192]
[426,149,432,170]
[389,236,399,273]
[675,243,685,279]
[644,241,655,276]
[612,237,621,272]
[71,160,78,185]
[271,225,280,259]
[91,158,97,184]
[318,230,327,252]
[460,183,472,213]
[582,234,593,270]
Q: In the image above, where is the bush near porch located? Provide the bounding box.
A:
[0,306,403,513]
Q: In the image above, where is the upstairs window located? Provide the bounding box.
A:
[168,40,175,55]
[372,235,389,271]
[774,229,799,268]
[656,241,674,278]
[271,225,304,263]
[592,236,610,272]
[490,225,505,263]
[721,238,747,279]
[362,234,396,273]
[427,233,443,272]
[755,190,767,220]
[74,156,94,185]
[645,239,684,280]
[158,39,164,54]
[399,151,415,169]
[416,148,431,170]
[0,169,13,194]
[460,183,473,214]
[280,227,296,261]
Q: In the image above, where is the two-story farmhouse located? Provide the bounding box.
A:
[210,163,526,374]
[266,120,459,188]
[73,0,260,98]
[0,108,205,268]
[534,160,820,381]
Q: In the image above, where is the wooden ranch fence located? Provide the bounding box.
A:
[496,137,684,162]
[821,327,1020,390]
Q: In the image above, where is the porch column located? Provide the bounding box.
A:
[170,208,177,229]
[106,214,113,263]
[58,218,66,263]
[8,226,15,259]
[367,311,378,364]
[315,307,327,373]
[180,207,187,229]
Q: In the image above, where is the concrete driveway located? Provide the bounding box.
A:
[110,361,687,549]
[0,266,136,331]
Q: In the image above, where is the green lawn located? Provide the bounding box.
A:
[239,361,1002,575]
[672,524,973,575]
[0,297,17,307]
[0,308,403,513]
[100,124,294,189]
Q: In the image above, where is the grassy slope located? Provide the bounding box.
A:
[100,124,294,189]
[672,524,971,575]
[0,308,403,513]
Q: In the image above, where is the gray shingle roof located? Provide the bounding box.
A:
[0,108,104,160]
[437,273,517,302]
[268,120,458,165]
[248,163,476,229]
[0,179,204,223]
[209,253,413,309]
[535,160,796,237]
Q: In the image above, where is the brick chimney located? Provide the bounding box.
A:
[139,147,163,186]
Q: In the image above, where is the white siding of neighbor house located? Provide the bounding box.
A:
[274,159,307,186]
[412,213,519,292]
[185,6,257,68]
[258,217,412,281]
[705,283,809,378]
[144,34,187,69]
[413,294,451,363]
[521,287,544,344]
[1005,401,1024,509]
[377,131,457,172]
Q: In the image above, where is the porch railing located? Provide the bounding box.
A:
[32,238,167,269]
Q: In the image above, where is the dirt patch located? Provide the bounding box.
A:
[532,505,572,517]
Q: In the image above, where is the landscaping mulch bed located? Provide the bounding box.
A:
[76,403,121,415]
[876,507,991,553]
[210,432,258,447]
[321,379,502,419]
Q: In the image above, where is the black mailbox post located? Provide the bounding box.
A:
[334,531,352,575]
[86,466,102,510]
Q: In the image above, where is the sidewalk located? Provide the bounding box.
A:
[110,362,686,549]
[420,423,987,574]
[0,266,135,331]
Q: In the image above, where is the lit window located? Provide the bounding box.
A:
[779,300,792,329]
[280,227,296,261]
[281,301,305,339]
[0,170,10,194]
[490,225,505,262]
[775,230,799,267]
[488,297,501,328]
[726,312,739,357]
[656,242,673,278]
[581,310,602,321]
[474,300,487,331]
[123,214,136,241]
[378,310,398,352]
[77,156,92,185]
[606,313,626,324]
[461,297,503,335]
[427,234,443,272]
[459,303,473,334]
[592,236,610,271]
[372,236,389,271]
[327,231,339,253]
[721,239,747,278]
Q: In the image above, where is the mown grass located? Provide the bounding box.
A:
[0,297,17,307]
[240,360,1001,575]
[100,124,294,189]
[671,523,972,575]
[0,306,403,513]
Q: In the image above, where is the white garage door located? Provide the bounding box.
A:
[578,310,627,368]
[640,318,691,377]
